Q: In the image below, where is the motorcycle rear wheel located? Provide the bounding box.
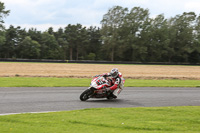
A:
[80,89,92,101]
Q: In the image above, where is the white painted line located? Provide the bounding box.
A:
[0,111,58,116]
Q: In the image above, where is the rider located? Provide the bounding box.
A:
[95,68,123,98]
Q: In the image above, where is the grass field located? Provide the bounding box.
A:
[0,106,200,133]
[0,62,200,133]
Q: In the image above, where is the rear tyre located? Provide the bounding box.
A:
[80,89,92,101]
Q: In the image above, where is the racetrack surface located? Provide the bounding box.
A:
[0,87,200,114]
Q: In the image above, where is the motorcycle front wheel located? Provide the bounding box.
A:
[80,89,93,101]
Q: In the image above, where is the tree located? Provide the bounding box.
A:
[75,26,89,60]
[87,53,96,60]
[27,28,42,43]
[47,27,54,35]
[188,50,200,64]
[169,12,196,62]
[191,15,200,63]
[2,25,24,58]
[17,36,40,59]
[0,30,6,57]
[123,7,150,62]
[64,24,88,60]
[64,24,77,60]
[55,28,69,60]
[0,2,10,29]
[101,6,128,61]
[86,26,101,60]
[40,32,60,59]
[145,14,170,62]
[0,2,10,57]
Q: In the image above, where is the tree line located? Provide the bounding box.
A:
[1,2,200,63]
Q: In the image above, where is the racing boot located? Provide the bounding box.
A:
[110,93,117,99]
[106,88,117,99]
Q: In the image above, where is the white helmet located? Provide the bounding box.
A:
[110,68,119,78]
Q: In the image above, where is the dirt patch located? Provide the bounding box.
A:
[0,63,200,80]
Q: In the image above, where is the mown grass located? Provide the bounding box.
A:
[0,77,200,87]
[0,77,90,87]
[125,79,200,87]
[0,106,200,133]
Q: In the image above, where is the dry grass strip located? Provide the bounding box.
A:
[0,63,200,80]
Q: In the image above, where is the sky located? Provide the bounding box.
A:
[1,0,200,31]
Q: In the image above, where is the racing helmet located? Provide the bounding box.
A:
[110,68,119,78]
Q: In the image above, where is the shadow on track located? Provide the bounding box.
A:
[85,99,122,103]
[82,99,144,106]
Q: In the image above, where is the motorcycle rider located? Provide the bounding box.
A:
[95,68,123,99]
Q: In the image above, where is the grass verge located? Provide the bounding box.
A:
[0,106,200,133]
[0,77,200,87]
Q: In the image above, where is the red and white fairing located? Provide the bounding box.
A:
[90,76,111,90]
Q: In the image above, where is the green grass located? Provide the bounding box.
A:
[0,77,90,87]
[0,106,200,133]
[125,79,200,87]
[0,77,200,87]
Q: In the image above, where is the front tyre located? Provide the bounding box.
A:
[80,89,92,101]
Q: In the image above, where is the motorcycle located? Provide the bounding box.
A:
[80,76,125,101]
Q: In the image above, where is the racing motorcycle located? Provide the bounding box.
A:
[80,76,125,101]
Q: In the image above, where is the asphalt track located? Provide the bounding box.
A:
[0,87,200,115]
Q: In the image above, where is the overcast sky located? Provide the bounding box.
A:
[2,0,200,31]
